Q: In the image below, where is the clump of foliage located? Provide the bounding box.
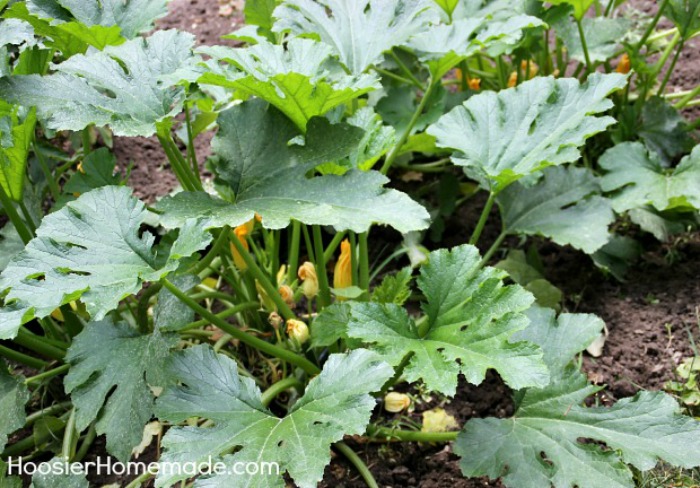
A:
[1,0,700,487]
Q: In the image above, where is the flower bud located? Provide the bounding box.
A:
[507,71,518,88]
[286,319,309,345]
[333,239,353,292]
[268,312,283,330]
[467,77,481,91]
[230,220,254,270]
[256,280,277,312]
[298,261,319,299]
[279,285,295,306]
[384,392,411,413]
[616,53,631,74]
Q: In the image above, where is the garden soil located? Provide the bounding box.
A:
[101,0,700,486]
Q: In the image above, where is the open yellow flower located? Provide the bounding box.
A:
[333,239,353,291]
[230,219,254,270]
[298,261,319,299]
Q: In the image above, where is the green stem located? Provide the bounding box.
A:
[576,18,593,74]
[17,200,36,234]
[334,442,379,488]
[81,126,92,155]
[0,344,47,369]
[349,232,359,287]
[177,302,261,332]
[368,426,458,443]
[25,402,72,426]
[312,226,332,308]
[374,67,418,87]
[636,0,670,51]
[62,408,77,461]
[322,231,347,263]
[480,231,507,266]
[25,364,70,385]
[229,234,296,320]
[73,423,96,463]
[358,232,370,294]
[380,78,437,175]
[34,143,61,201]
[658,40,685,95]
[287,221,301,284]
[388,51,425,90]
[136,283,162,333]
[162,279,320,375]
[260,377,303,407]
[184,105,201,184]
[380,352,414,395]
[469,192,496,246]
[191,228,229,275]
[125,471,154,488]
[0,184,33,244]
[15,328,66,360]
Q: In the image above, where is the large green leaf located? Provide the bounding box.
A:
[272,0,439,75]
[0,225,23,273]
[548,0,595,20]
[155,346,393,488]
[198,38,378,131]
[0,105,36,202]
[65,320,177,461]
[599,142,700,212]
[554,15,631,63]
[30,458,89,488]
[638,96,694,164]
[4,3,124,57]
[497,166,614,254]
[347,245,548,396]
[0,361,29,451]
[409,12,544,78]
[427,73,627,192]
[155,100,429,234]
[666,0,700,39]
[26,0,167,39]
[0,185,211,340]
[0,30,196,137]
[457,307,700,488]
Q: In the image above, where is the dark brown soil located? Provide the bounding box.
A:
[102,0,700,486]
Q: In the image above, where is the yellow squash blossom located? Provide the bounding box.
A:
[286,319,309,345]
[279,285,295,306]
[468,77,481,91]
[230,219,255,270]
[298,261,319,299]
[384,392,411,413]
[507,71,518,88]
[616,53,631,74]
[333,239,353,291]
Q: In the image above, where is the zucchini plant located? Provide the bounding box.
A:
[0,0,700,487]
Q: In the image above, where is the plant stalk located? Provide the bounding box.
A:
[162,279,320,375]
[260,377,303,407]
[469,193,496,246]
[334,442,379,488]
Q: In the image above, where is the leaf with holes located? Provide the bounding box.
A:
[456,307,700,488]
[599,142,700,212]
[272,0,439,74]
[346,244,549,396]
[154,346,393,488]
[155,100,429,234]
[0,185,211,340]
[0,30,197,137]
[497,166,614,254]
[427,73,627,193]
[65,320,177,461]
[198,38,378,131]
